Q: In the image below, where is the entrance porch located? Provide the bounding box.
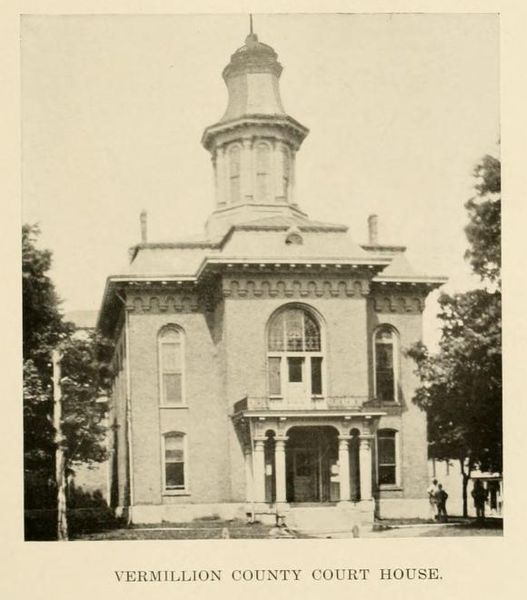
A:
[237,416,381,529]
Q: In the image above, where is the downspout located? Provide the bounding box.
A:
[249,418,256,523]
[116,291,135,524]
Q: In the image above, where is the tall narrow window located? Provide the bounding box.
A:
[255,143,270,202]
[281,146,290,200]
[229,145,241,203]
[311,357,323,395]
[163,432,186,492]
[374,326,398,402]
[268,357,282,395]
[267,306,324,401]
[377,429,397,486]
[159,327,184,405]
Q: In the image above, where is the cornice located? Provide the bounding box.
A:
[222,276,370,299]
[372,275,447,286]
[125,291,200,314]
[372,293,426,314]
[202,114,309,151]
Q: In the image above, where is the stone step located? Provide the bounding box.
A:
[286,504,371,534]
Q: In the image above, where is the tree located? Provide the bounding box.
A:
[23,224,72,492]
[59,333,113,468]
[22,224,112,539]
[22,224,72,371]
[52,333,113,540]
[464,154,501,285]
[408,154,502,517]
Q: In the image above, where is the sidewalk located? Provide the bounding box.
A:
[313,517,503,538]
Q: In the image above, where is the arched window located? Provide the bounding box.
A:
[255,142,270,202]
[267,307,323,403]
[281,146,290,200]
[158,327,184,405]
[376,429,399,486]
[374,326,398,403]
[229,145,241,203]
[162,432,187,492]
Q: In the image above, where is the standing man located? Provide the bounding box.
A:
[435,484,448,522]
[427,479,439,521]
[471,480,488,522]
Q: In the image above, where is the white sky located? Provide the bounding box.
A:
[21,13,499,346]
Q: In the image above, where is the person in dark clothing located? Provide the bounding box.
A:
[435,484,448,522]
[471,480,488,521]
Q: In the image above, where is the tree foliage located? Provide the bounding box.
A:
[408,289,502,473]
[59,332,113,466]
[22,224,112,503]
[464,154,501,284]
[22,224,73,372]
[408,154,502,514]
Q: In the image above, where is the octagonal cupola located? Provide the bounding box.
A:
[202,27,309,238]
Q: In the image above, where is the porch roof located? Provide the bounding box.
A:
[232,396,386,420]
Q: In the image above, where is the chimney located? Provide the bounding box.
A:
[140,210,148,243]
[368,214,378,245]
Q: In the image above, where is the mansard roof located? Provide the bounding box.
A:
[97,213,446,330]
[124,213,379,278]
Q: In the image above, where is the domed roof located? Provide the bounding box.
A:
[223,33,282,79]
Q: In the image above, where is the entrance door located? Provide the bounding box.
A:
[286,357,306,406]
[286,427,338,503]
[292,448,318,502]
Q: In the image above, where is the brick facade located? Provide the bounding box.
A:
[98,29,445,528]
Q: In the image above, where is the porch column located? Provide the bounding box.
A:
[244,445,253,503]
[274,436,288,504]
[359,435,373,501]
[253,438,266,503]
[338,436,352,502]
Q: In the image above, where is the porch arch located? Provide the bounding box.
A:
[284,426,339,503]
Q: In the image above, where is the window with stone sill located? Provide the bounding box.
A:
[162,432,187,493]
[376,429,399,487]
[158,326,185,406]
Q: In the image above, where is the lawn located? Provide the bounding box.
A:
[74,517,502,541]
[76,519,294,540]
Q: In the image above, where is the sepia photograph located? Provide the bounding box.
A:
[21,12,501,542]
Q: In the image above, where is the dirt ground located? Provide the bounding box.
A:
[75,517,502,541]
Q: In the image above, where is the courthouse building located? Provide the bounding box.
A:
[97,28,445,529]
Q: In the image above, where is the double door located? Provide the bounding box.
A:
[287,435,334,503]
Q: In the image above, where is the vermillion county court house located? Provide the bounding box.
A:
[97,28,445,530]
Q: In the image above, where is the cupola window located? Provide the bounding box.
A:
[229,145,241,203]
[255,142,270,202]
[281,146,290,200]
